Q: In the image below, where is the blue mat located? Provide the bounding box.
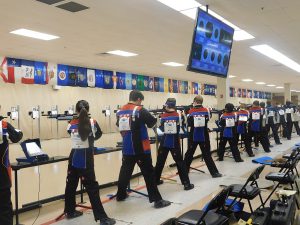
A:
[202,198,244,213]
[252,156,273,165]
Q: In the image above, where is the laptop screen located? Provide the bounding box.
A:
[25,142,43,156]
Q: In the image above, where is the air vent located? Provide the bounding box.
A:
[36,0,64,5]
[56,1,89,12]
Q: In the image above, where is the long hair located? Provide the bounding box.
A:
[76,100,91,141]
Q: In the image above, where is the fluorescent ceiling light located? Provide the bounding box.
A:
[251,44,300,73]
[156,0,200,11]
[256,82,266,85]
[228,75,236,78]
[162,62,184,67]
[276,86,284,89]
[234,30,255,41]
[10,28,59,40]
[106,50,138,57]
[291,90,296,92]
[242,79,253,82]
[180,8,198,19]
[266,84,276,87]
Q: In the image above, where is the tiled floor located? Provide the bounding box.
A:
[17,134,300,225]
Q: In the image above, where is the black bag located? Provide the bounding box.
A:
[269,195,297,225]
[250,207,270,225]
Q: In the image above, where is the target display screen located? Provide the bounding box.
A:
[187,8,234,78]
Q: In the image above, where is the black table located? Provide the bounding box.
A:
[11,147,122,225]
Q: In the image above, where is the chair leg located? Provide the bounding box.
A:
[258,193,264,207]
[260,183,280,208]
[294,167,300,178]
[247,199,253,213]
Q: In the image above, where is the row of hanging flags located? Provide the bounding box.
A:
[0,57,271,99]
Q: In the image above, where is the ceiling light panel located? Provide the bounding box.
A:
[251,44,300,73]
[162,62,184,67]
[156,0,200,11]
[106,50,138,57]
[10,29,59,40]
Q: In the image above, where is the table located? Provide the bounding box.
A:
[11,147,122,225]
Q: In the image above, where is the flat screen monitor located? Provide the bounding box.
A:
[25,142,43,156]
[187,8,234,78]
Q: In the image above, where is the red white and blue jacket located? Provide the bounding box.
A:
[159,111,183,148]
[117,103,156,155]
[220,112,237,138]
[67,118,102,169]
[0,118,23,190]
[236,110,249,134]
[188,106,210,142]
[249,106,263,132]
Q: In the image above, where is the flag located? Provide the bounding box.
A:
[112,75,117,89]
[116,72,126,89]
[160,78,165,92]
[20,60,35,84]
[198,83,202,94]
[87,69,96,87]
[178,81,183,93]
[192,82,198,94]
[148,76,154,91]
[47,62,57,85]
[7,58,22,83]
[68,66,77,86]
[132,74,137,90]
[237,88,242,97]
[242,89,246,98]
[95,70,104,88]
[34,61,48,85]
[163,78,168,93]
[57,64,69,86]
[143,76,149,91]
[103,70,114,89]
[0,57,9,83]
[77,67,87,87]
[125,73,132,90]
[168,79,173,93]
[137,75,144,91]
[247,89,252,98]
[154,77,159,92]
[230,87,234,97]
[173,80,178,93]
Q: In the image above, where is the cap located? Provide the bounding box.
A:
[165,98,176,108]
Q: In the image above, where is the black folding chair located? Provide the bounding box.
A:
[176,187,232,225]
[228,165,265,213]
[262,155,300,208]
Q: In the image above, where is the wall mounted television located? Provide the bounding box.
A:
[187,7,234,78]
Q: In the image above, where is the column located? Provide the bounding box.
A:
[217,77,230,109]
[284,83,291,103]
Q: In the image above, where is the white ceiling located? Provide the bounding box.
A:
[1,0,300,92]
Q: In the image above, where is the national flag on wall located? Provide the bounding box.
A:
[143,76,149,91]
[103,70,114,89]
[112,75,117,89]
[132,74,137,90]
[178,81,183,93]
[77,67,87,87]
[237,88,242,97]
[253,90,258,98]
[198,83,202,94]
[87,69,96,87]
[229,87,234,97]
[168,79,173,93]
[7,58,22,83]
[68,66,77,86]
[154,77,159,92]
[148,76,154,91]
[57,64,69,86]
[160,78,165,92]
[125,73,132,90]
[47,62,57,85]
[116,72,126,89]
[247,89,252,98]
[21,60,35,84]
[34,61,48,85]
[95,70,104,88]
[137,75,144,91]
[0,57,8,83]
[173,80,178,93]
[242,89,246,98]
[192,82,198,94]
